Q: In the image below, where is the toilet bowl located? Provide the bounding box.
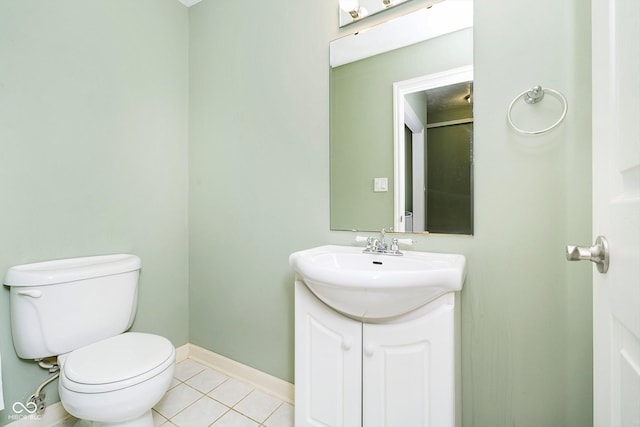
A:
[59,332,175,427]
[4,254,175,427]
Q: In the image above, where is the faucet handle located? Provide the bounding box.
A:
[389,238,414,254]
[396,238,414,246]
[356,235,375,251]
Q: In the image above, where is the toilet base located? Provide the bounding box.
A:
[73,410,153,427]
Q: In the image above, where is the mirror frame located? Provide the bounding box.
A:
[393,65,474,232]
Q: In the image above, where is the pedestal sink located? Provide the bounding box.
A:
[289,244,466,321]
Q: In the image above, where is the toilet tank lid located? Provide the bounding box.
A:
[4,254,141,287]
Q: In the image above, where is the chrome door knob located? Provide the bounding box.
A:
[566,235,610,273]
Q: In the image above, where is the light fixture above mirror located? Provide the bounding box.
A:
[339,0,413,27]
[332,1,473,66]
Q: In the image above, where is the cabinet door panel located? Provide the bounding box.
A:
[295,281,362,427]
[363,297,455,427]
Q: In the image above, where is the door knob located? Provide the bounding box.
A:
[566,235,610,273]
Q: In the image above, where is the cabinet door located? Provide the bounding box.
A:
[362,295,456,427]
[295,281,362,427]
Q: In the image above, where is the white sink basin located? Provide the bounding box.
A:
[289,245,466,321]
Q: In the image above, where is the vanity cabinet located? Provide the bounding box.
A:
[295,280,460,427]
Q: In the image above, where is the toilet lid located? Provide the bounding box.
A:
[61,332,174,392]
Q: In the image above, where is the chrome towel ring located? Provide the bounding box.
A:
[507,85,568,135]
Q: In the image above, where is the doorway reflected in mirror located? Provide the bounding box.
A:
[401,81,473,234]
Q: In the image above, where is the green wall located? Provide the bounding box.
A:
[188,0,333,382]
[0,1,189,424]
[467,1,593,424]
[0,0,592,426]
[189,0,592,426]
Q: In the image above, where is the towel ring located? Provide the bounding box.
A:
[507,85,568,135]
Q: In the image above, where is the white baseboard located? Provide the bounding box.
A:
[175,343,190,363]
[185,344,294,404]
[6,342,293,427]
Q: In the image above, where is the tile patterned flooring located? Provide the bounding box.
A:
[55,359,294,427]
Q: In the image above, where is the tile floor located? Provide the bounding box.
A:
[54,359,294,427]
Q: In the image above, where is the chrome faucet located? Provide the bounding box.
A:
[360,229,412,256]
[372,229,388,252]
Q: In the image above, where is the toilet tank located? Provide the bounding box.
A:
[4,254,142,360]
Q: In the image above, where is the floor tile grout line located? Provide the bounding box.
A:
[161,359,291,427]
[163,381,238,425]
[226,388,283,424]
[261,401,285,426]
[177,359,288,408]
[184,375,232,396]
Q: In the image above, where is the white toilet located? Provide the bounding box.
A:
[4,254,175,427]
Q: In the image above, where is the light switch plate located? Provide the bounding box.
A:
[374,177,388,192]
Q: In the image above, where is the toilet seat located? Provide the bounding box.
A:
[59,332,175,394]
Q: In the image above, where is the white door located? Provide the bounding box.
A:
[591,0,640,425]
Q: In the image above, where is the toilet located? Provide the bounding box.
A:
[4,254,175,427]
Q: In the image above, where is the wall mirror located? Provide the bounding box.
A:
[330,0,474,234]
